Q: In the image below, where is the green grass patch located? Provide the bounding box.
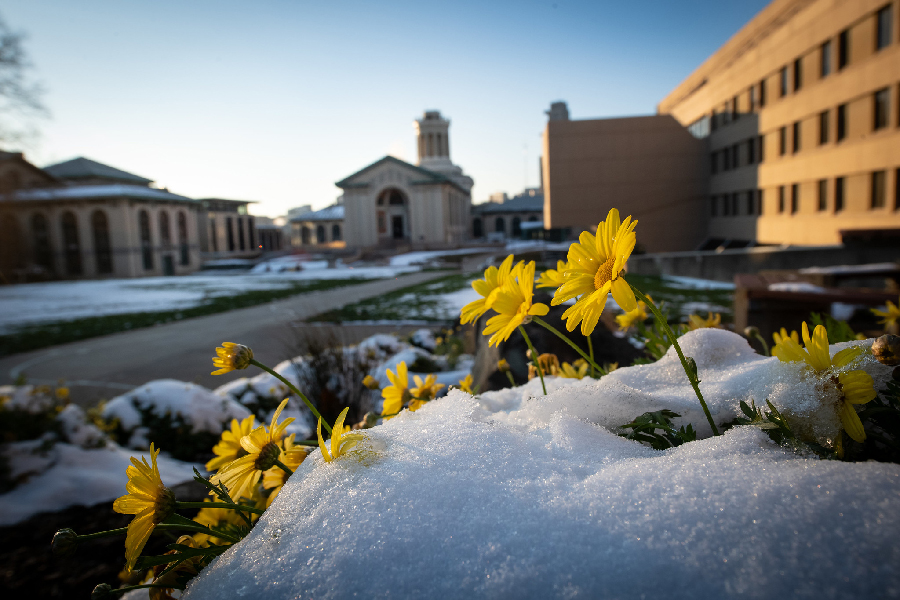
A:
[0,279,371,357]
[309,272,471,323]
[622,273,734,323]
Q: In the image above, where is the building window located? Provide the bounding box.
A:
[731,96,739,120]
[512,217,522,236]
[209,218,218,252]
[779,127,787,155]
[139,210,153,270]
[732,192,739,216]
[732,143,740,168]
[237,217,245,250]
[871,170,887,208]
[747,138,755,164]
[300,226,310,245]
[820,40,832,78]
[759,79,767,107]
[711,110,718,131]
[819,110,829,145]
[793,57,802,91]
[791,184,799,214]
[92,210,113,274]
[247,216,255,250]
[838,29,849,70]
[332,224,341,241]
[746,191,755,215]
[722,195,730,217]
[710,152,718,174]
[710,196,717,217]
[877,4,893,51]
[836,104,847,141]
[495,217,505,234]
[778,186,786,213]
[316,225,326,244]
[792,121,801,153]
[817,179,828,211]
[226,217,235,251]
[758,134,765,162]
[780,66,788,97]
[757,189,764,215]
[160,211,171,247]
[874,88,890,130]
[835,177,845,212]
[723,148,731,171]
[31,213,53,272]
[178,212,189,266]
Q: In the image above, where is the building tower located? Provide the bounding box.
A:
[413,110,473,191]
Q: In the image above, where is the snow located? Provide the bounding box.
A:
[0,442,197,525]
[662,275,736,290]
[389,248,496,266]
[0,267,419,333]
[767,281,826,293]
[182,329,899,599]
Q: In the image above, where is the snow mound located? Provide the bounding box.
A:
[0,442,196,525]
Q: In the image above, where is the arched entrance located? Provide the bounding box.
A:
[376,188,409,242]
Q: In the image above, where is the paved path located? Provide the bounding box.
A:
[0,271,450,406]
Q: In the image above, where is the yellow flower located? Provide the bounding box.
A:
[381,361,411,418]
[483,261,550,346]
[528,353,560,380]
[148,535,200,600]
[551,208,638,336]
[262,434,308,507]
[212,399,294,501]
[211,342,254,375]
[497,358,511,372]
[460,255,522,324]
[872,297,900,331]
[773,322,876,443]
[112,443,175,571]
[615,300,649,331]
[55,386,69,401]
[772,327,799,346]
[457,374,474,394]
[435,336,444,345]
[410,373,445,407]
[206,415,256,472]
[687,312,721,331]
[362,375,380,390]
[536,260,568,289]
[317,407,365,463]
[559,359,589,379]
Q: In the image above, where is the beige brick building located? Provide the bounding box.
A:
[543,0,900,251]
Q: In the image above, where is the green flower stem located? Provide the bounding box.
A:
[250,359,331,434]
[587,335,596,378]
[175,501,264,515]
[518,325,547,395]
[70,523,208,542]
[629,284,720,436]
[531,316,603,374]
[161,519,242,543]
[753,333,770,356]
[273,458,294,476]
[504,371,516,387]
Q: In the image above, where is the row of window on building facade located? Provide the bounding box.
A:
[472,214,539,238]
[689,4,894,139]
[207,215,255,254]
[298,223,342,245]
[711,85,896,174]
[711,168,900,218]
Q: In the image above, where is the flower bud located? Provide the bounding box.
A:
[51,528,78,557]
[363,411,379,428]
[362,375,380,390]
[872,334,900,366]
[743,326,760,338]
[91,584,113,599]
[497,358,510,372]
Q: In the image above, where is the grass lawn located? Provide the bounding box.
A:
[0,278,371,357]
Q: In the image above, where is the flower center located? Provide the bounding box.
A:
[153,487,176,524]
[593,256,616,290]
[254,441,281,471]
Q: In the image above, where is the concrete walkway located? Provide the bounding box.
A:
[0,271,450,406]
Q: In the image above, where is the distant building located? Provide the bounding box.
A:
[338,110,473,249]
[472,188,544,240]
[253,216,286,252]
[198,198,258,259]
[0,154,201,280]
[290,204,345,248]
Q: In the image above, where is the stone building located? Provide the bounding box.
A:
[471,189,544,240]
[198,198,258,259]
[338,111,473,249]
[0,155,200,281]
[290,204,345,248]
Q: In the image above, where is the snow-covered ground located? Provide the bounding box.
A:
[180,329,899,599]
[389,248,496,267]
[0,266,418,333]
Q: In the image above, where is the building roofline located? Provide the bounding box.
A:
[335,155,470,195]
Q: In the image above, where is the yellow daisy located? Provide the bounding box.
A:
[457,374,474,394]
[381,361,411,418]
[362,375,381,390]
[687,312,721,330]
[410,373,445,410]
[112,444,175,571]
[212,399,294,501]
[460,255,522,324]
[551,208,638,336]
[211,342,254,375]
[483,261,549,347]
[773,322,876,443]
[528,353,560,380]
[205,414,256,472]
[559,359,589,379]
[615,300,649,331]
[262,434,308,507]
[317,407,365,463]
[872,297,900,331]
[536,260,568,289]
[772,327,800,345]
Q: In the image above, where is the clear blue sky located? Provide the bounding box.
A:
[3,0,770,217]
